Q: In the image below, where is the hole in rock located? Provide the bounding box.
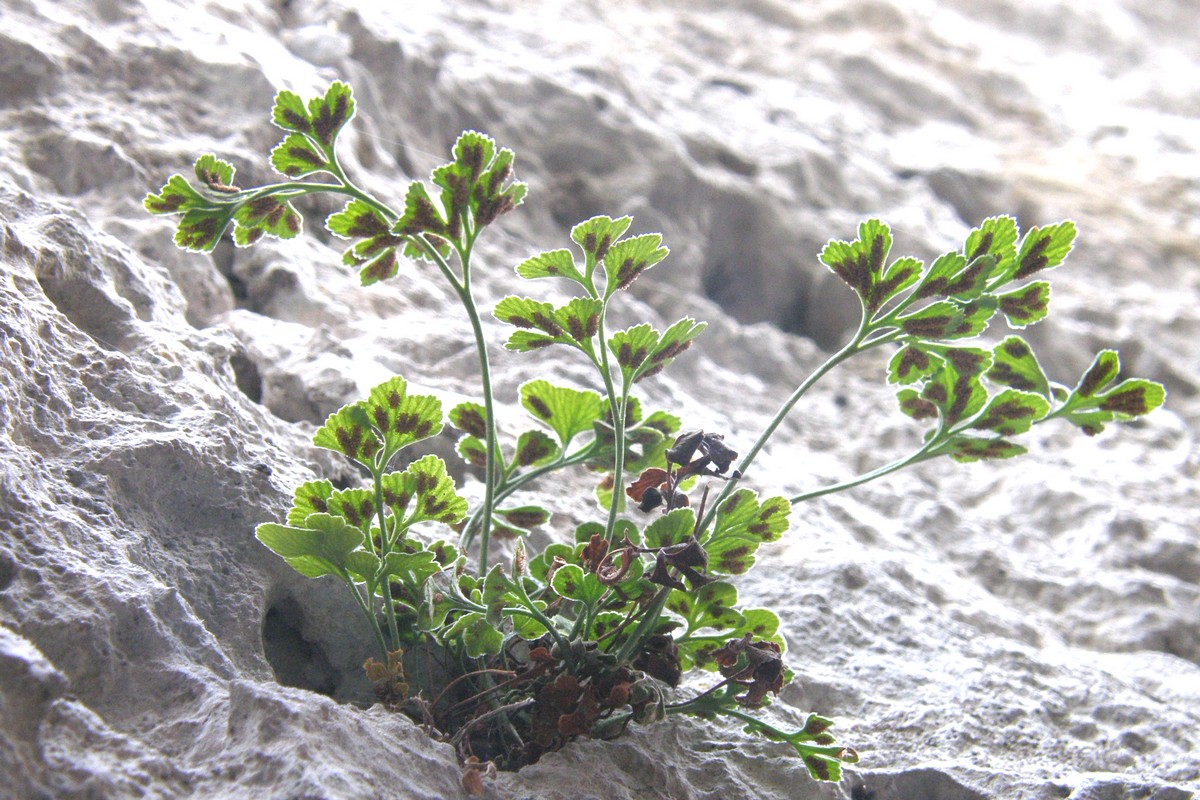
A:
[262,598,338,697]
[0,550,15,591]
[850,784,876,800]
[695,193,860,351]
[225,270,249,303]
[228,347,263,403]
[707,252,861,351]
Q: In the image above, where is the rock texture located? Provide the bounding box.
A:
[1,1,1198,798]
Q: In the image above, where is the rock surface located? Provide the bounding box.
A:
[1,1,1198,798]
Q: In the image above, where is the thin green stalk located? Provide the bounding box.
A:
[614,585,671,664]
[603,393,628,544]
[456,282,500,572]
[320,167,499,573]
[342,572,390,664]
[699,312,872,533]
[665,679,737,713]
[508,576,573,664]
[448,233,503,574]
[407,239,499,573]
[371,466,402,650]
[713,706,851,762]
[233,177,399,226]
[593,594,644,647]
[241,168,508,603]
[445,586,561,647]
[568,591,606,642]
[716,706,789,733]
[568,606,588,641]
[595,307,628,545]
[325,151,399,225]
[789,424,945,505]
[459,442,599,549]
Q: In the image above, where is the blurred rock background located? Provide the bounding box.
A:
[0,1,1197,797]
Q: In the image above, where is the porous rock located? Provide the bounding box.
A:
[0,1,1197,799]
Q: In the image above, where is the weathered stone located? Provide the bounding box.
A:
[0,1,1197,798]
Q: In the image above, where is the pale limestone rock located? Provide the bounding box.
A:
[0,1,1197,798]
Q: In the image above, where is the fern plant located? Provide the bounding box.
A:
[146,82,1165,787]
